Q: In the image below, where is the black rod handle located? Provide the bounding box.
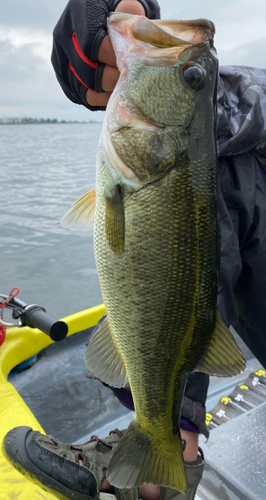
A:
[21,305,68,341]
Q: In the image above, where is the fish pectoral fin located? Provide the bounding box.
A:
[61,188,96,230]
[105,184,125,253]
[196,311,246,377]
[84,313,128,387]
[107,420,187,493]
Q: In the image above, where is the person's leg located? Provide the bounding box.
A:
[181,430,199,462]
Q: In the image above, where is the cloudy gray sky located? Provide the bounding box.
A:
[1,0,266,121]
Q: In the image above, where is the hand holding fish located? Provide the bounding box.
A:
[86,0,145,109]
[51,0,160,111]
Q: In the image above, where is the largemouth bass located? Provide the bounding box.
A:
[63,13,245,494]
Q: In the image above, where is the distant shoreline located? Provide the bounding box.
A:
[0,118,102,125]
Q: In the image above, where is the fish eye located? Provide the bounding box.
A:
[182,65,205,89]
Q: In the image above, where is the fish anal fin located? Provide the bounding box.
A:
[105,184,125,253]
[84,314,128,387]
[61,188,96,230]
[107,420,187,493]
[197,311,246,377]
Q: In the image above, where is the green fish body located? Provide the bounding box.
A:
[64,14,246,494]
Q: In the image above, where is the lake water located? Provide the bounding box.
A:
[1,123,103,321]
[1,123,135,440]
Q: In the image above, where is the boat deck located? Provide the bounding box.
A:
[8,328,266,499]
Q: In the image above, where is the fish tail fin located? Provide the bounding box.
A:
[107,420,187,494]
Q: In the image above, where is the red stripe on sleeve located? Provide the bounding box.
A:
[69,62,96,92]
[72,32,97,69]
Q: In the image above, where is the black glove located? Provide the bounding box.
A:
[51,0,160,111]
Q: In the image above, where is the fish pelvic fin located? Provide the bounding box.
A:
[60,188,96,230]
[84,314,128,387]
[107,420,187,494]
[104,184,125,253]
[197,310,246,377]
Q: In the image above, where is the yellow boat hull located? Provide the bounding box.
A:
[0,304,105,499]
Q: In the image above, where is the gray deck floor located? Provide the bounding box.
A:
[196,404,266,500]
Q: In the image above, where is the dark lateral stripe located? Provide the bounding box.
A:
[72,32,97,69]
[69,62,96,92]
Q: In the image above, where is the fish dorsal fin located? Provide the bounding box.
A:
[84,314,128,387]
[105,184,125,253]
[197,311,246,377]
[61,188,96,230]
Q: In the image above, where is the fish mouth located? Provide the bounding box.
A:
[108,13,216,53]
[132,17,215,49]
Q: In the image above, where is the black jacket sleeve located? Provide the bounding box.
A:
[51,0,161,111]
[217,66,266,159]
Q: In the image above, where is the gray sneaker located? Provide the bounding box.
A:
[3,426,203,500]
